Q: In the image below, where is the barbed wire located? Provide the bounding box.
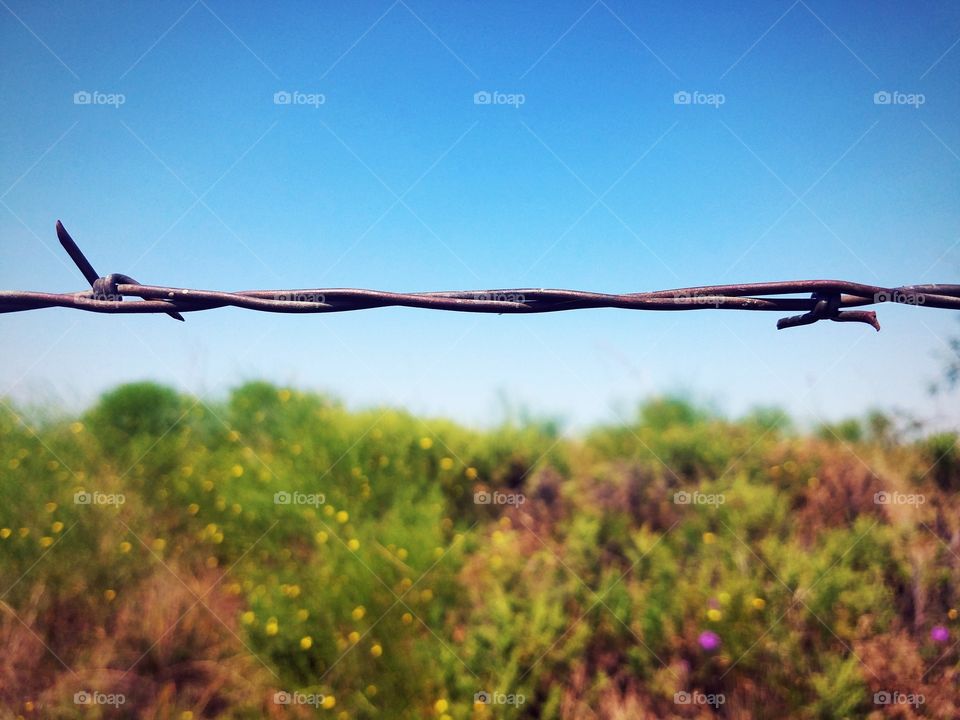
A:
[0,221,957,331]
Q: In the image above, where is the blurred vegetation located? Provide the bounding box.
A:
[1,382,959,718]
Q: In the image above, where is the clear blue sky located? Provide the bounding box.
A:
[1,0,958,430]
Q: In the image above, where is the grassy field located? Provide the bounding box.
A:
[1,382,958,718]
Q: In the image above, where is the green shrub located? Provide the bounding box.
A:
[1,388,956,718]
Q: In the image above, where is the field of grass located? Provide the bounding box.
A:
[1,382,959,718]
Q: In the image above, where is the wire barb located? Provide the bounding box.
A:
[775,292,881,331]
[55,221,184,322]
[0,222,955,331]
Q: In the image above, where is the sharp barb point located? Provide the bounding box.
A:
[55,221,100,287]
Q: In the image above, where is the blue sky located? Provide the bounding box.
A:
[1,0,958,429]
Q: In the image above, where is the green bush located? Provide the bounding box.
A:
[0,386,957,718]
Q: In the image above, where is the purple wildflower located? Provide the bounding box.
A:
[931,625,950,643]
[698,630,721,651]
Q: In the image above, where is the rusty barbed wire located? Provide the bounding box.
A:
[0,221,957,331]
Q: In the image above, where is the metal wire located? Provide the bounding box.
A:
[0,221,957,331]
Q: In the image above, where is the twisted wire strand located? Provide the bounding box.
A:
[0,222,957,331]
